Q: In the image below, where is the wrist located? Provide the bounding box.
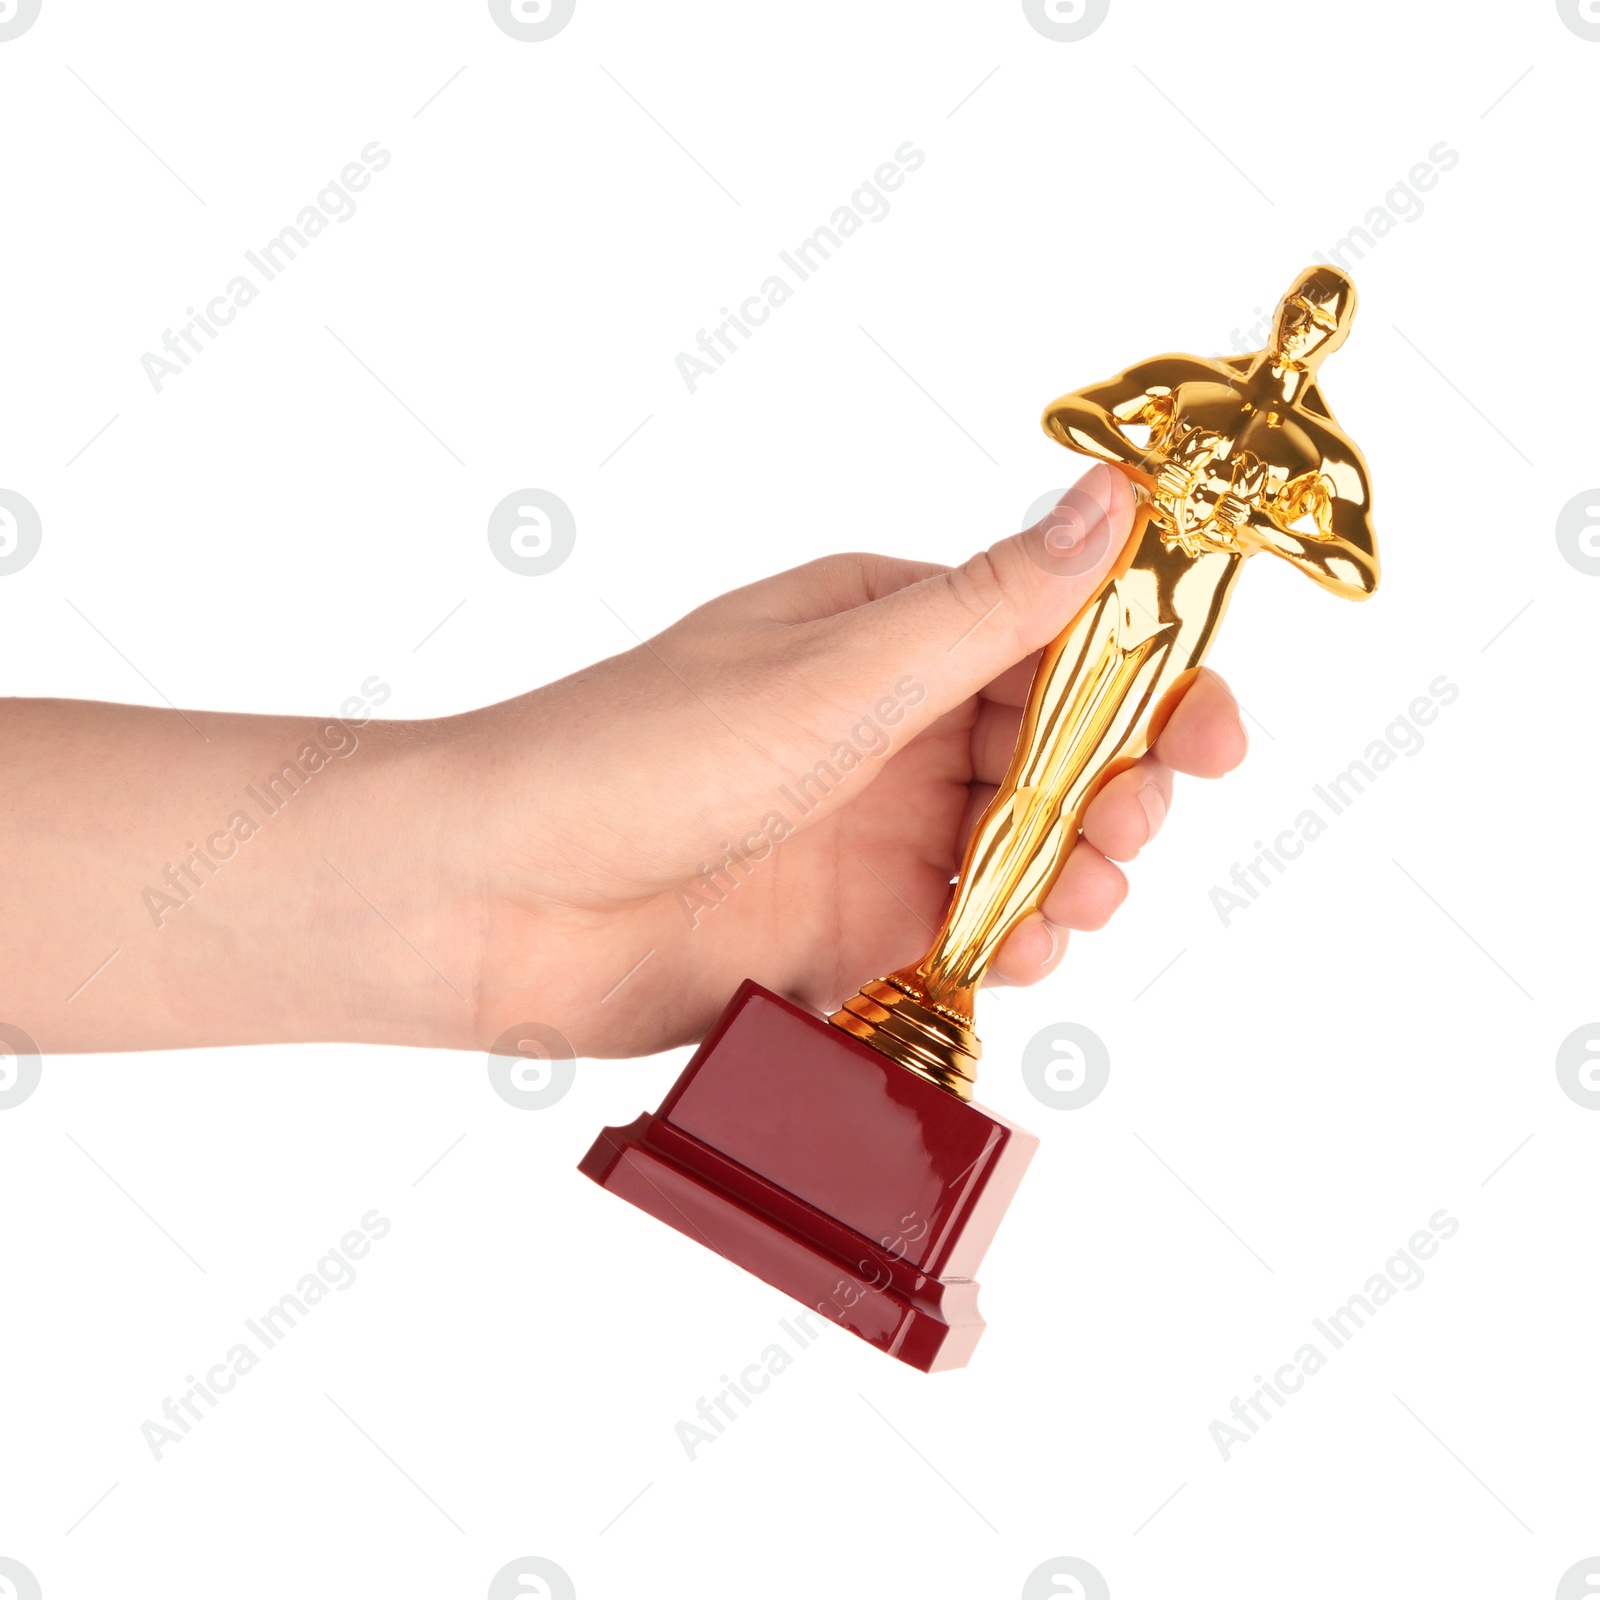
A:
[439,693,645,1058]
[308,713,490,1051]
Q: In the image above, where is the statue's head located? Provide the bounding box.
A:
[1270,266,1356,370]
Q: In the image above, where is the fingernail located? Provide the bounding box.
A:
[1137,781,1167,842]
[1041,918,1061,967]
[1076,464,1116,535]
[1031,467,1118,577]
[1042,502,1088,556]
[1235,711,1250,757]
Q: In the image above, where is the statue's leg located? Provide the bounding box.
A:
[908,540,1246,1006]
[830,532,1244,1099]
[912,585,1174,999]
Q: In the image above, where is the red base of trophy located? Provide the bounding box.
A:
[579,980,1037,1372]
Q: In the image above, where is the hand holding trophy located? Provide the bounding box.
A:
[583,266,1381,1371]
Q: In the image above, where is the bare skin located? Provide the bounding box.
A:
[1,465,1247,1059]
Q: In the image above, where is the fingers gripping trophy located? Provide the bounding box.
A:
[830,264,1381,1097]
[583,267,1380,1371]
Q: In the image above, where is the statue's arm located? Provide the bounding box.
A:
[1252,466,1379,600]
[1041,358,1218,477]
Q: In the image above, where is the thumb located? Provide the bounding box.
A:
[822,463,1138,723]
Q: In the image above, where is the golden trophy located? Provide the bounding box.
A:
[832,263,1380,1094]
[583,267,1379,1369]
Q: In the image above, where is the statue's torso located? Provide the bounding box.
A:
[1155,376,1339,515]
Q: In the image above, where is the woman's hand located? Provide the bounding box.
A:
[2,463,1247,1059]
[458,463,1248,1058]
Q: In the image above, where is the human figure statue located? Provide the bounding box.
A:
[832,266,1381,1095]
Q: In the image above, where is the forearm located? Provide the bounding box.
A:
[1247,523,1379,598]
[1,699,485,1053]
[1043,399,1153,474]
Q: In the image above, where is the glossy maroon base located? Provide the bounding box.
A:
[578,980,1037,1372]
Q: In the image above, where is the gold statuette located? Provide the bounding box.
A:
[831,266,1380,1099]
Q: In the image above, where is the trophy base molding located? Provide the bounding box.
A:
[579,980,1037,1373]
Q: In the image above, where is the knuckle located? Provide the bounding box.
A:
[945,549,1029,650]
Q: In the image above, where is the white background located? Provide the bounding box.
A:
[2,2,1598,1597]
